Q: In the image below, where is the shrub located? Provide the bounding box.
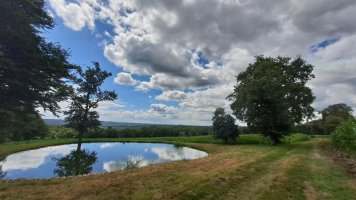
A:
[331,119,356,155]
[283,134,310,143]
[56,128,78,138]
[324,116,345,135]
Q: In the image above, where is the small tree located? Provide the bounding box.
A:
[212,108,239,143]
[228,55,315,145]
[65,62,117,147]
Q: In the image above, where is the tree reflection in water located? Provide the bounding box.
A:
[0,157,7,180]
[53,143,97,177]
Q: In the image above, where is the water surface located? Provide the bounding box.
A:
[0,142,208,180]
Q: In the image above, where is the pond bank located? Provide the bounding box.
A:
[1,138,356,200]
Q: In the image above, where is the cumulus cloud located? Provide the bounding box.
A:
[48,0,96,31]
[114,72,138,85]
[155,91,187,101]
[150,104,179,114]
[48,0,356,124]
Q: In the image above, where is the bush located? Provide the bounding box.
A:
[56,128,78,139]
[332,119,356,155]
[324,116,345,135]
[283,134,310,143]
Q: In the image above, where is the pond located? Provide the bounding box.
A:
[0,142,208,180]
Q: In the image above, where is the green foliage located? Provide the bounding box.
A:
[331,119,356,155]
[179,132,187,137]
[239,126,251,134]
[299,103,355,136]
[228,55,315,145]
[0,0,77,131]
[321,103,354,121]
[56,128,78,139]
[324,116,345,135]
[0,114,49,142]
[283,134,310,143]
[65,62,118,142]
[212,108,239,143]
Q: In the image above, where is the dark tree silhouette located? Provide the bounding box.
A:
[64,62,117,143]
[0,157,7,180]
[0,0,77,132]
[53,144,97,177]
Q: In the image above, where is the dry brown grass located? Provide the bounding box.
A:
[1,140,356,200]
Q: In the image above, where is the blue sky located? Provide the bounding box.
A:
[42,0,356,125]
[43,15,164,112]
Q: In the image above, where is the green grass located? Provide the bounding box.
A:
[0,137,355,200]
[282,133,311,143]
[0,134,322,158]
[0,134,292,157]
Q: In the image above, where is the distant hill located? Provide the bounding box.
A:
[43,119,211,128]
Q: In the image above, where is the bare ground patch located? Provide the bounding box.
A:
[320,143,356,178]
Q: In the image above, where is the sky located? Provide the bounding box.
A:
[41,0,356,125]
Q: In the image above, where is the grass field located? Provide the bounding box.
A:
[1,135,355,200]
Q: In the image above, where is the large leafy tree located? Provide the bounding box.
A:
[64,62,117,143]
[0,0,76,131]
[321,103,354,121]
[212,108,239,143]
[319,103,354,134]
[228,55,315,145]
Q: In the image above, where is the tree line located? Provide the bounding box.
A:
[49,126,213,139]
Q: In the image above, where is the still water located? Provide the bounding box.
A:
[0,142,208,180]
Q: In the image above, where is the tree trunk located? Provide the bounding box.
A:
[78,131,84,145]
[270,133,280,146]
[76,142,82,152]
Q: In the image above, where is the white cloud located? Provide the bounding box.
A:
[100,143,116,149]
[48,0,356,124]
[114,72,138,85]
[47,10,55,18]
[48,0,96,31]
[155,91,187,101]
[1,145,75,171]
[151,147,207,161]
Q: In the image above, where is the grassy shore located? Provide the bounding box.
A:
[0,135,263,158]
[2,135,354,200]
[0,134,312,158]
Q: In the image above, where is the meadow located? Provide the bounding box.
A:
[1,134,355,200]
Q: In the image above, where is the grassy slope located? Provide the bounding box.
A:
[1,136,355,200]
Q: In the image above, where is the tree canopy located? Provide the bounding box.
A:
[212,108,239,143]
[64,62,117,142]
[228,55,315,145]
[0,0,76,131]
[321,103,354,121]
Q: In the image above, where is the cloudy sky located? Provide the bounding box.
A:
[42,0,356,125]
